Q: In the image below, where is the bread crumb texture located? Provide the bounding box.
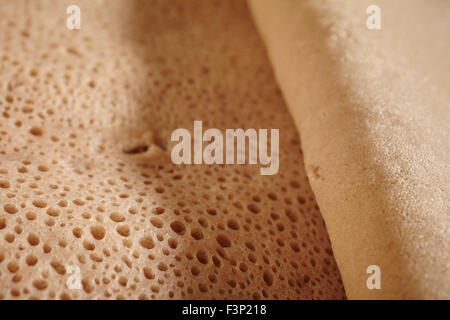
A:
[0,0,345,299]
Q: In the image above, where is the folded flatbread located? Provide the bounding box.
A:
[0,0,448,300]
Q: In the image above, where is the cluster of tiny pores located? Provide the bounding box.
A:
[0,0,345,299]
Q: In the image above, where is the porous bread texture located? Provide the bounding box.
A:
[0,0,345,299]
[249,0,450,299]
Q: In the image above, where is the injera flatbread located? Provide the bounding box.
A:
[249,0,450,299]
[0,0,345,299]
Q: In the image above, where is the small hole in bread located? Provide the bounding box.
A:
[122,145,149,155]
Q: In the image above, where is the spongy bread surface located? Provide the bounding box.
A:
[0,0,345,299]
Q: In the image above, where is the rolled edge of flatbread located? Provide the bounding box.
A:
[249,0,450,299]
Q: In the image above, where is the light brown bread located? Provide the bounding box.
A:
[0,0,345,299]
[249,0,450,299]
